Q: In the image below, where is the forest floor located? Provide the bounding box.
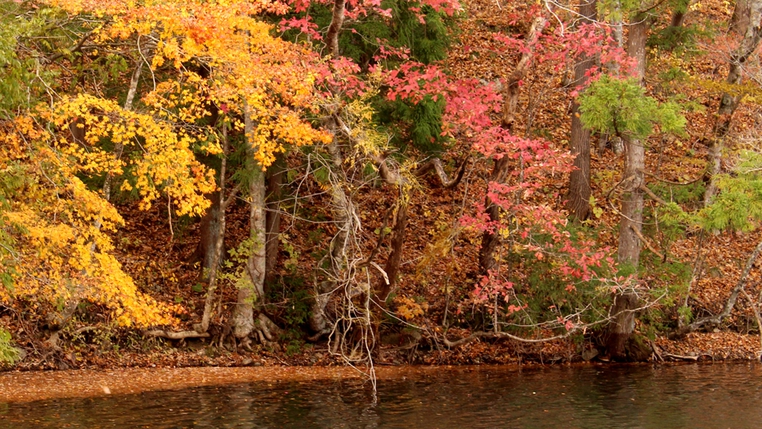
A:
[4,0,762,372]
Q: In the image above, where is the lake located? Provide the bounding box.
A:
[1,363,760,428]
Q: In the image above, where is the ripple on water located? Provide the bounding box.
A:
[2,364,762,428]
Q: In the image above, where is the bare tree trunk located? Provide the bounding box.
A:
[196,126,238,334]
[194,194,224,280]
[383,160,466,289]
[193,196,225,332]
[669,0,692,29]
[566,0,597,221]
[308,134,354,335]
[607,17,649,359]
[378,203,407,300]
[325,0,346,57]
[704,0,762,205]
[478,15,547,275]
[232,103,267,340]
[265,156,285,283]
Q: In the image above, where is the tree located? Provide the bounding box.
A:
[566,0,597,221]
[690,149,762,331]
[478,14,547,276]
[1,0,329,342]
[704,0,762,205]
[579,15,686,357]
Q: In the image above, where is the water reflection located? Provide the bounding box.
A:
[2,364,761,428]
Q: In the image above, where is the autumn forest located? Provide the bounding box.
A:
[1,0,762,370]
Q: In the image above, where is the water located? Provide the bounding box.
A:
[1,363,761,428]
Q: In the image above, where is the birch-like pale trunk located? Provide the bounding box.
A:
[231,103,267,339]
[607,17,649,359]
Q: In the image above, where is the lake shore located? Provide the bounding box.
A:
[2,330,760,403]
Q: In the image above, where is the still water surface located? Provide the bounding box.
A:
[1,363,761,428]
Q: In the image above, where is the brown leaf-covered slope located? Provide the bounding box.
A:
[101,0,762,363]
[7,0,762,369]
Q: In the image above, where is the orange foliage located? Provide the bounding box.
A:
[0,0,328,327]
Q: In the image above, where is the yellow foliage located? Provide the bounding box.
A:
[0,0,330,327]
[394,295,429,321]
[0,119,174,326]
[0,0,330,328]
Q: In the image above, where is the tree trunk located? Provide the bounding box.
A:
[325,0,346,57]
[689,239,762,331]
[265,156,285,284]
[232,103,267,339]
[194,193,224,281]
[607,17,649,360]
[377,202,407,301]
[704,0,762,205]
[478,15,546,275]
[309,0,353,337]
[566,0,597,221]
[196,126,237,334]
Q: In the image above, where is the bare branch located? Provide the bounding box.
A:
[639,183,669,206]
[414,156,470,188]
[143,329,210,340]
[629,224,665,260]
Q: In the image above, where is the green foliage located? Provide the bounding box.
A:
[579,75,686,140]
[220,236,261,302]
[279,235,300,274]
[649,181,705,205]
[596,0,644,22]
[0,2,35,114]
[699,150,762,232]
[0,328,20,365]
[649,24,707,53]
[616,262,638,278]
[283,0,454,153]
[653,201,692,245]
[385,0,452,64]
[377,95,447,153]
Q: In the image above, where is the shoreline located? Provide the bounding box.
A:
[1,360,752,404]
[3,329,762,404]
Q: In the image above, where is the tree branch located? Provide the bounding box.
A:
[629,225,665,260]
[639,183,669,206]
[640,168,703,186]
[143,329,210,340]
[414,156,470,188]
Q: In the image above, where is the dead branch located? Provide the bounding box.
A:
[639,183,669,206]
[690,239,762,331]
[442,330,573,348]
[143,329,210,340]
[629,225,665,260]
[442,292,666,349]
[662,352,699,361]
[640,168,703,186]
